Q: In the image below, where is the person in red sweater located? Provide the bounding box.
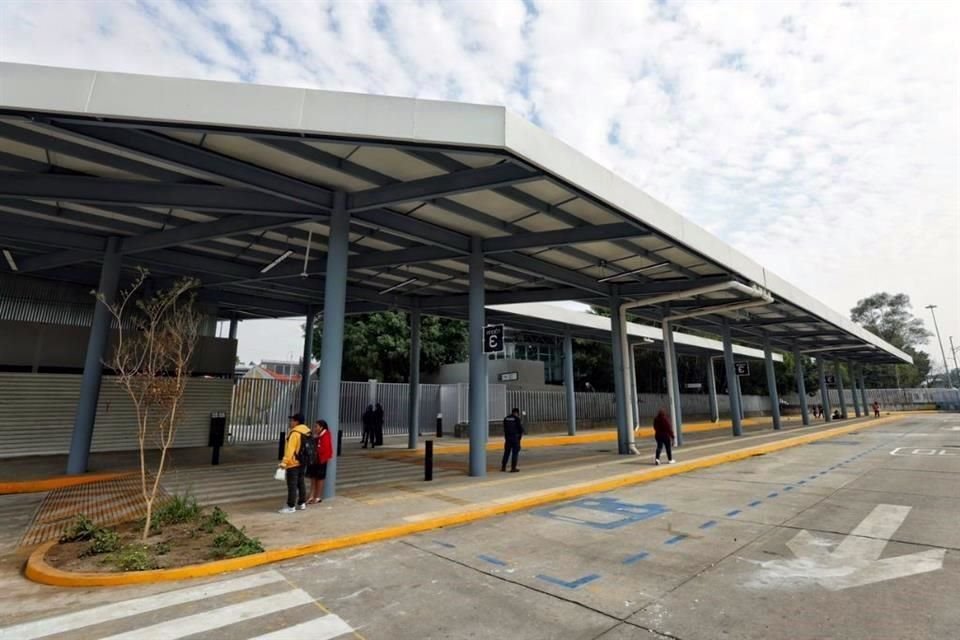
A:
[306,419,334,504]
[653,408,676,465]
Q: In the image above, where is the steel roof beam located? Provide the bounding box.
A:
[0,172,325,215]
[483,222,645,253]
[346,163,539,212]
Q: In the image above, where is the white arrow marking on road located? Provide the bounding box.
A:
[785,504,945,591]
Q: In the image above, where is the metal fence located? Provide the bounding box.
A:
[228,378,441,443]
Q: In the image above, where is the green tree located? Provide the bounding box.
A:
[850,292,932,387]
[311,312,468,382]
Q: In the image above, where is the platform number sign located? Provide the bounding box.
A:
[484,324,504,354]
[734,362,750,376]
[824,374,836,385]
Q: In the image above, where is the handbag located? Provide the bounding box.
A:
[274,467,285,481]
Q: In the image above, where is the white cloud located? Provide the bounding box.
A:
[0,0,956,365]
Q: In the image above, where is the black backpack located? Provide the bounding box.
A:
[296,432,317,465]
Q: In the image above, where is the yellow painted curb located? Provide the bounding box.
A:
[0,472,133,495]
[24,413,905,588]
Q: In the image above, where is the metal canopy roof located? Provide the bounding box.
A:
[0,63,909,365]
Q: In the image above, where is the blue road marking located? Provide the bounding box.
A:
[699,520,718,529]
[797,480,807,484]
[623,552,650,565]
[536,573,601,589]
[767,492,779,498]
[748,500,763,507]
[535,499,669,530]
[665,534,688,545]
[726,509,742,517]
[809,475,818,479]
[783,486,794,491]
[433,540,456,548]
[477,554,507,567]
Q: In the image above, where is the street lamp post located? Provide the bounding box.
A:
[950,336,960,388]
[925,305,954,388]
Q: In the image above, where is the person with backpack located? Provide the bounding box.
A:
[306,419,333,504]
[278,413,311,513]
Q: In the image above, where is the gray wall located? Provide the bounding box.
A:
[425,358,548,389]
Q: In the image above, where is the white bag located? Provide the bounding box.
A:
[274,467,285,481]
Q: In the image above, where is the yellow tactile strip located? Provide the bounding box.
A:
[20,475,170,547]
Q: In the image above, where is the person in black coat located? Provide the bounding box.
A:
[361,404,376,449]
[501,408,524,473]
[374,402,384,446]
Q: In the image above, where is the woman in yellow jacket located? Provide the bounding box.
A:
[278,413,311,513]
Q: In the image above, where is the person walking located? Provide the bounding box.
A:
[278,413,310,513]
[374,402,385,446]
[873,401,880,418]
[653,408,675,465]
[306,419,333,504]
[501,407,524,473]
[361,404,376,449]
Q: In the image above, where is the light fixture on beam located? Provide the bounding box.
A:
[2,249,17,272]
[378,277,417,295]
[260,250,293,274]
[597,261,670,283]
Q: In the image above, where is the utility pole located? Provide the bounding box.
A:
[925,305,953,388]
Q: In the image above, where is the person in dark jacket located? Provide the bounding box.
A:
[653,408,675,465]
[361,404,376,449]
[374,402,385,446]
[501,408,524,472]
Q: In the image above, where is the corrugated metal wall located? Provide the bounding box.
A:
[0,373,233,458]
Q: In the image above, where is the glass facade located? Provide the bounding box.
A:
[488,329,565,383]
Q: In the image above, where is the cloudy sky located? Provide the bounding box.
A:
[1,0,957,369]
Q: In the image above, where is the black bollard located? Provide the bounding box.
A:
[337,429,344,457]
[277,430,285,461]
[425,439,433,481]
[436,413,443,438]
[211,445,221,466]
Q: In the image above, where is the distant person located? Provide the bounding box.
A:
[306,419,333,504]
[361,404,376,449]
[832,409,841,420]
[815,404,823,419]
[278,413,310,513]
[873,401,880,418]
[653,408,676,465]
[374,402,385,446]
[501,407,525,472]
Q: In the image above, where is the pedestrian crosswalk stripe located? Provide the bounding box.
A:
[0,570,285,639]
[250,615,355,640]
[99,590,315,640]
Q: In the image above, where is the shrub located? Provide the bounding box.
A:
[211,526,264,559]
[109,544,158,572]
[154,541,171,556]
[198,507,229,533]
[60,515,98,543]
[150,494,201,532]
[82,528,121,556]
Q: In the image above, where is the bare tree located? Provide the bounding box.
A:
[100,269,202,540]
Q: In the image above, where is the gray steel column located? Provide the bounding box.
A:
[835,361,847,419]
[794,347,810,425]
[610,290,629,454]
[763,335,782,430]
[818,358,832,422]
[735,373,745,421]
[299,305,315,422]
[859,371,869,414]
[67,237,122,475]
[707,357,719,423]
[407,309,421,449]
[228,314,239,340]
[563,331,576,436]
[850,363,862,417]
[669,327,684,445]
[320,193,349,499]
[468,236,488,476]
[662,322,677,442]
[628,342,640,432]
[720,319,742,436]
